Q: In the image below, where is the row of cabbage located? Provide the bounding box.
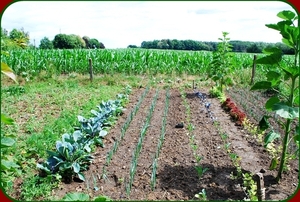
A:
[37,87,131,183]
[2,48,258,76]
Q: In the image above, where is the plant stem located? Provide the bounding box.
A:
[276,118,291,182]
[276,76,296,182]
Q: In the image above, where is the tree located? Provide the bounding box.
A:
[39,37,53,49]
[82,36,90,48]
[127,45,138,48]
[7,28,30,49]
[208,32,233,93]
[89,38,100,49]
[69,34,86,49]
[53,34,85,49]
[246,43,262,53]
[53,34,70,49]
[99,42,105,49]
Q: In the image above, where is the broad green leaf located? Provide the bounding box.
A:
[63,192,89,201]
[266,23,280,31]
[259,115,270,131]
[256,53,282,65]
[282,66,299,78]
[61,133,71,142]
[250,81,272,90]
[72,162,80,173]
[1,137,15,147]
[277,20,293,31]
[294,95,299,106]
[282,38,294,48]
[72,131,82,142]
[277,10,296,21]
[294,134,299,143]
[262,47,282,54]
[1,160,20,170]
[94,196,113,201]
[36,163,51,172]
[264,131,281,147]
[1,62,18,83]
[266,71,281,85]
[94,137,104,147]
[269,158,278,170]
[77,172,85,181]
[1,114,14,125]
[265,96,280,111]
[272,103,299,119]
[99,130,108,137]
[266,71,281,80]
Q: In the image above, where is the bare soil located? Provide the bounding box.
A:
[50,87,299,201]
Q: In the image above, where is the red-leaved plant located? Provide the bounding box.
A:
[222,98,246,126]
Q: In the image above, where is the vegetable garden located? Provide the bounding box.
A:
[1,10,299,201]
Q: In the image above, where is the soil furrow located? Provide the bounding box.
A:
[187,89,245,200]
[51,88,147,199]
[151,89,196,201]
[98,87,157,200]
[50,87,298,201]
[129,90,166,199]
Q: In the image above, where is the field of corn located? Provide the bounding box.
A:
[1,48,259,76]
[1,48,298,201]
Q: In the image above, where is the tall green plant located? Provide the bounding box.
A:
[1,49,21,189]
[250,10,299,182]
[208,32,233,92]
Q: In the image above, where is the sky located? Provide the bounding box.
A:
[1,1,298,49]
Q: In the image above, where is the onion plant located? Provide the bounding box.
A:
[126,89,159,195]
[150,88,170,190]
[102,86,149,177]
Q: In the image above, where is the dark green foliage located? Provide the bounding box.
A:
[250,10,299,182]
[140,38,294,54]
[127,45,138,48]
[52,34,85,49]
[39,37,54,49]
[37,91,130,183]
[208,31,233,92]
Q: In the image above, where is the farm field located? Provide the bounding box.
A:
[1,73,298,201]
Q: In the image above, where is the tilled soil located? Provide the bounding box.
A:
[53,87,299,201]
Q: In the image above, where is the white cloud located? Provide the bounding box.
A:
[1,1,296,48]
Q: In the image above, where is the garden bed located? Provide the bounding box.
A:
[49,87,298,200]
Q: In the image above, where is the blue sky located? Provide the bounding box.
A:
[1,1,297,49]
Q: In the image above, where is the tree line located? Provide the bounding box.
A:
[1,28,105,50]
[1,28,294,54]
[132,39,294,54]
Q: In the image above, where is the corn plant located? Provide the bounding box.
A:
[2,48,266,77]
[250,10,299,182]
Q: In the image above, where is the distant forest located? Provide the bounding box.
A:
[2,27,294,54]
[127,39,294,55]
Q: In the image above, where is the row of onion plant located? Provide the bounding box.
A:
[126,89,159,195]
[150,88,170,190]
